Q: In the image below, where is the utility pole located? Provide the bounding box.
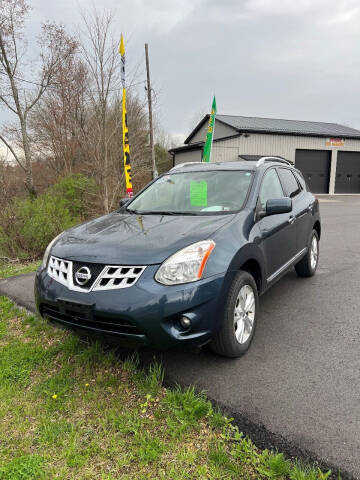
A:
[145,43,157,179]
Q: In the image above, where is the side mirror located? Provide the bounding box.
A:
[266,197,292,216]
[119,198,130,208]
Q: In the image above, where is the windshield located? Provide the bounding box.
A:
[126,170,253,215]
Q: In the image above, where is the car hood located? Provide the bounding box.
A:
[51,212,234,265]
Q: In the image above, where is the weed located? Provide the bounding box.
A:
[123,351,140,373]
[0,341,53,387]
[164,386,211,429]
[258,451,291,478]
[289,462,331,480]
[0,317,6,339]
[108,409,145,435]
[0,455,45,480]
[208,408,229,430]
[143,361,164,396]
[36,420,73,446]
[135,432,164,463]
[35,365,76,400]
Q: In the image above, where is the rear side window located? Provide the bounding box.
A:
[278,168,301,198]
[259,168,284,210]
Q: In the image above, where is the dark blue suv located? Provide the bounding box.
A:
[35,157,321,357]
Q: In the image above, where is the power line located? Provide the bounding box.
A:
[0,70,146,92]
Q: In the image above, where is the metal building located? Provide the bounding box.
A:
[169,115,360,194]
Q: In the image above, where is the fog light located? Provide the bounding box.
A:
[179,316,191,329]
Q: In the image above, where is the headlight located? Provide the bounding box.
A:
[155,240,215,285]
[41,232,64,270]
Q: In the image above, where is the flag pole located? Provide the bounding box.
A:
[145,43,157,179]
[119,34,133,198]
[202,96,217,163]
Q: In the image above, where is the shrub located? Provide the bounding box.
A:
[0,174,97,260]
[47,173,97,219]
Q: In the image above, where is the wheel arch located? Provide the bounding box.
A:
[227,244,266,295]
[239,259,262,293]
[313,220,321,239]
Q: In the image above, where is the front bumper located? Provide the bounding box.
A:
[34,264,226,350]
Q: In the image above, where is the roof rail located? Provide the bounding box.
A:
[256,156,292,167]
[170,161,204,171]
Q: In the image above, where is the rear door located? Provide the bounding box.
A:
[257,168,297,280]
[277,167,313,252]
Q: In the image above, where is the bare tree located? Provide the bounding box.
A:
[79,9,121,213]
[31,55,89,175]
[0,0,77,195]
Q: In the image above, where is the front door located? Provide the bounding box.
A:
[277,167,312,252]
[257,168,297,280]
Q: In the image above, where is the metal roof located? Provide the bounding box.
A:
[183,114,360,144]
[216,115,360,138]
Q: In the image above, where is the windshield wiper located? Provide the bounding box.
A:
[133,210,200,216]
[125,207,141,214]
[136,210,179,215]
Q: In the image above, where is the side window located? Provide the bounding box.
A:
[278,168,301,198]
[293,170,307,191]
[259,169,284,210]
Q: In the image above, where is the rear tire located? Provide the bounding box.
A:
[210,271,258,358]
[295,230,319,277]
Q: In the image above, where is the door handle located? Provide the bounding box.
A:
[288,215,295,224]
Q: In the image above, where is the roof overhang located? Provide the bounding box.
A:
[234,129,360,140]
[168,133,242,155]
[168,143,203,154]
[184,115,239,144]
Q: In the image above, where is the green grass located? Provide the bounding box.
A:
[0,295,334,479]
[0,260,39,280]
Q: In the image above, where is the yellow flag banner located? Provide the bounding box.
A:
[122,88,133,197]
[119,33,133,198]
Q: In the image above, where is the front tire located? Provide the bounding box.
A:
[295,230,319,277]
[210,271,258,358]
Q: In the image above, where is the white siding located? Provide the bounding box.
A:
[189,121,237,144]
[174,148,202,165]
[209,133,360,164]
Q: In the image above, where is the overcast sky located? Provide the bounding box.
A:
[2,0,360,145]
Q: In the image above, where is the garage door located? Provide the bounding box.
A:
[335,151,360,193]
[295,150,331,193]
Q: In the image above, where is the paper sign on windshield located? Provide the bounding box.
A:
[190,180,208,207]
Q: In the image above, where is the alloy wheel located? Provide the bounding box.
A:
[234,285,255,344]
[310,235,318,270]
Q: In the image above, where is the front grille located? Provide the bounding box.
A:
[72,261,105,290]
[94,266,146,290]
[42,304,143,336]
[47,255,146,292]
[48,257,71,287]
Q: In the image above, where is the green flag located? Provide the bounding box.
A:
[202,96,217,163]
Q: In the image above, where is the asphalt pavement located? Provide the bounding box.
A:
[1,195,360,478]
